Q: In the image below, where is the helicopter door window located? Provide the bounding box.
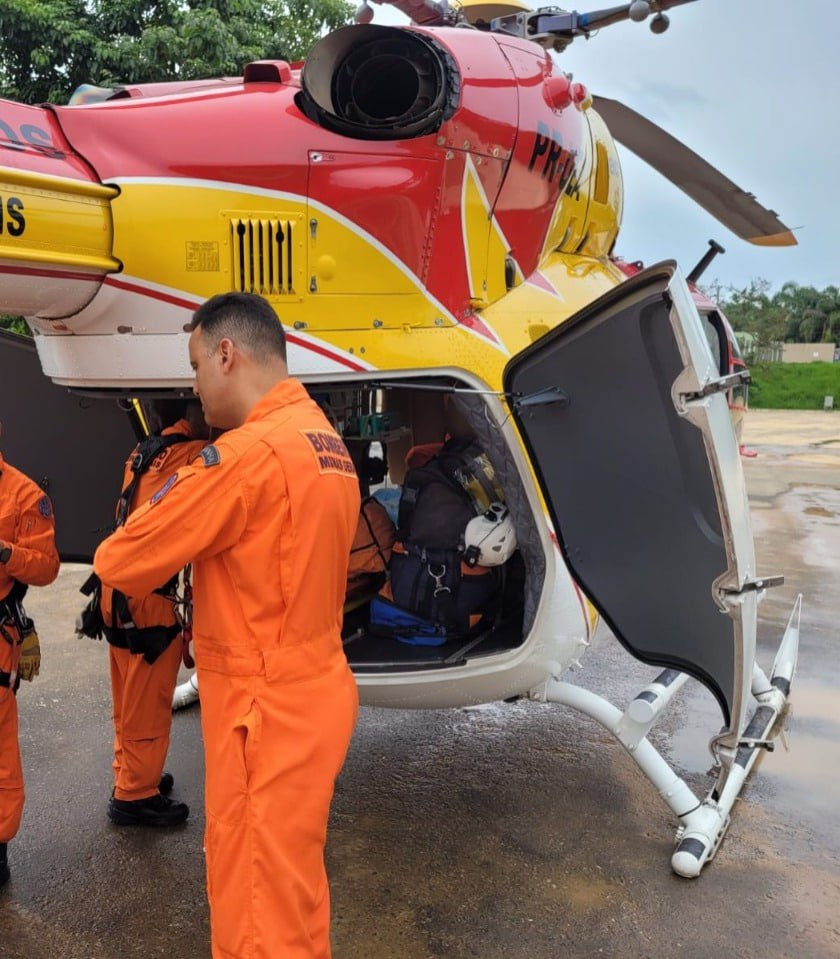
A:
[699,309,728,376]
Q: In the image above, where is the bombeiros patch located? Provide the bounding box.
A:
[150,472,179,505]
[198,444,221,467]
[300,429,355,476]
[38,496,52,518]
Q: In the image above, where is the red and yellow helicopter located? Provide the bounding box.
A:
[0,0,800,878]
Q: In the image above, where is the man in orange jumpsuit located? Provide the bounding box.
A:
[95,292,360,958]
[0,426,60,887]
[101,401,207,826]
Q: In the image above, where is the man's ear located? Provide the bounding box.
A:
[218,337,236,373]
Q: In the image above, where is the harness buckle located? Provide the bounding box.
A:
[427,562,451,597]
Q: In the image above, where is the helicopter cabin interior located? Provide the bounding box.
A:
[300,376,542,673]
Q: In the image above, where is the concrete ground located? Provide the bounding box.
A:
[1,409,838,958]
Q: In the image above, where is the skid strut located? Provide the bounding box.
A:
[534,595,801,877]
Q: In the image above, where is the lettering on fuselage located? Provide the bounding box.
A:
[0,117,65,159]
[301,429,356,477]
[528,122,581,200]
[0,196,25,236]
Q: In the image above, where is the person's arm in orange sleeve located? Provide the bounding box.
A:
[94,446,249,599]
[1,487,59,587]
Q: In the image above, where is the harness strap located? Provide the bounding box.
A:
[1,580,29,641]
[107,587,180,662]
[103,622,180,649]
[0,617,20,646]
[78,431,192,657]
[115,432,192,528]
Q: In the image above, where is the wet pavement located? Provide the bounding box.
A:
[1,409,839,958]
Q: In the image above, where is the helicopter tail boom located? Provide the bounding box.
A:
[1,98,120,319]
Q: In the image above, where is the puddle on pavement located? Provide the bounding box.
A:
[547,874,615,912]
[666,676,840,841]
[803,506,836,517]
[667,478,840,841]
[751,486,840,608]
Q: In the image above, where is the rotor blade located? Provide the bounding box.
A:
[592,95,797,247]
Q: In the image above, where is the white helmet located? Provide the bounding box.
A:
[464,502,517,567]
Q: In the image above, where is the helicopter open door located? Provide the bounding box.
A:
[0,330,139,562]
[503,262,757,746]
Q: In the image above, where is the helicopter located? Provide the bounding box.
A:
[0,0,801,879]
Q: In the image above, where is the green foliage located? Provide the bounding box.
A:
[748,361,840,410]
[0,0,353,104]
[0,315,29,335]
[702,279,840,354]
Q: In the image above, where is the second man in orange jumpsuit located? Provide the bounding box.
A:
[102,400,208,826]
[0,426,60,887]
[95,293,360,958]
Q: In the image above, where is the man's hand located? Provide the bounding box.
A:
[18,628,41,681]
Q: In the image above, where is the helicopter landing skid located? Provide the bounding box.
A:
[532,595,801,877]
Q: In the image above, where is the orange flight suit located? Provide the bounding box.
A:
[95,379,360,959]
[101,420,205,802]
[0,451,59,843]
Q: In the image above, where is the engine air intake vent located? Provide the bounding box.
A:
[298,25,459,140]
[230,217,298,295]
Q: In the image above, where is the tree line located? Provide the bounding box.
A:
[705,279,840,352]
[0,1,352,104]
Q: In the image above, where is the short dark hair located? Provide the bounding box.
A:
[190,292,287,362]
[143,398,202,434]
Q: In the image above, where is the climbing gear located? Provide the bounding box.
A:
[115,433,193,527]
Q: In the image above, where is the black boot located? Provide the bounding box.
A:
[111,773,173,798]
[108,793,189,827]
[0,842,9,887]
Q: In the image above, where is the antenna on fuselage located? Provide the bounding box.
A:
[687,239,725,285]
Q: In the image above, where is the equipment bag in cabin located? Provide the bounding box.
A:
[373,542,500,645]
[347,496,397,598]
[374,437,506,644]
[368,595,448,647]
[397,437,504,550]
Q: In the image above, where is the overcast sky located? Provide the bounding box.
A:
[368,0,839,293]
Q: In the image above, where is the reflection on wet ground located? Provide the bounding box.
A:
[740,452,840,841]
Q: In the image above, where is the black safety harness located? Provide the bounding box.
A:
[78,432,192,665]
[1,581,29,692]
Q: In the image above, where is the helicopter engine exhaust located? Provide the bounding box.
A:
[298,25,459,140]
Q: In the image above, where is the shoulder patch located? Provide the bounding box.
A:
[38,496,53,519]
[198,444,221,467]
[150,472,179,506]
[300,429,356,477]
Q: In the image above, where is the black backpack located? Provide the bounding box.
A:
[374,439,502,644]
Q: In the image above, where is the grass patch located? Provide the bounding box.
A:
[748,361,840,409]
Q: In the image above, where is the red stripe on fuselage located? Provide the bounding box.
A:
[102,276,367,371]
[0,264,102,282]
[104,275,199,310]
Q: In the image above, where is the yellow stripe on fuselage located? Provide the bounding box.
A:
[107,178,623,387]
